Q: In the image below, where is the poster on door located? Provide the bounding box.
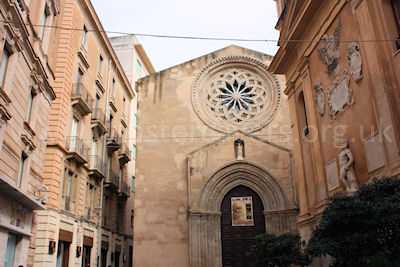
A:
[231,196,254,226]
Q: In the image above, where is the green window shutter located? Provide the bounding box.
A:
[132,145,136,159]
[131,177,135,192]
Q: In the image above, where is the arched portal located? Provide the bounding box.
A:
[188,162,298,267]
[220,186,266,267]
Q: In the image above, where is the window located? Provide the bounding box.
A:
[116,204,123,232]
[131,176,135,192]
[132,145,136,159]
[122,97,126,114]
[77,68,83,84]
[39,5,49,40]
[26,90,34,123]
[87,183,93,211]
[111,79,115,95]
[391,0,400,49]
[98,55,103,74]
[81,25,88,47]
[0,46,10,87]
[136,60,141,74]
[130,210,134,227]
[134,114,137,128]
[17,154,26,188]
[95,94,100,111]
[64,170,74,211]
[298,91,309,137]
[103,195,109,226]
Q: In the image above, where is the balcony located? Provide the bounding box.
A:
[105,171,119,189]
[106,127,121,152]
[88,155,106,179]
[65,136,89,164]
[118,181,130,199]
[118,143,131,165]
[71,83,93,115]
[91,108,107,136]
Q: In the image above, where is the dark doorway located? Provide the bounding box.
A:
[82,245,91,267]
[115,251,120,267]
[56,241,70,267]
[221,185,266,267]
[101,249,107,267]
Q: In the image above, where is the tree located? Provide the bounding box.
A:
[248,233,310,267]
[306,177,400,266]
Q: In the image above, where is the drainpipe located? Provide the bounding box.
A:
[97,58,112,267]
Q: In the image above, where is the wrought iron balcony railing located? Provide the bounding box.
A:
[118,142,131,164]
[65,136,89,164]
[88,155,106,179]
[71,83,94,114]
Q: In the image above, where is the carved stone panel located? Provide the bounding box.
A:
[314,84,325,116]
[327,70,354,121]
[363,133,385,173]
[347,42,363,82]
[325,159,339,191]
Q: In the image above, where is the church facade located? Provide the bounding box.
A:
[133,46,298,267]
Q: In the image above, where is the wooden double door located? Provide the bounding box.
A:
[220,186,266,267]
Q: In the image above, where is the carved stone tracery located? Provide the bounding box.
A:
[192,56,281,133]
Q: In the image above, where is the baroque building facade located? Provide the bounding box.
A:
[110,34,155,267]
[33,1,134,267]
[134,45,298,267]
[270,0,400,261]
[0,0,57,266]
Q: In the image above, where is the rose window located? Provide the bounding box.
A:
[192,57,281,133]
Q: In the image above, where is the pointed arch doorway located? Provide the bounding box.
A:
[221,185,266,267]
[188,162,297,267]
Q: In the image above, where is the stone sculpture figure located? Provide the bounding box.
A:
[318,19,342,79]
[338,140,358,194]
[347,42,363,82]
[236,142,244,160]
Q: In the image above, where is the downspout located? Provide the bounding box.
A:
[97,58,112,267]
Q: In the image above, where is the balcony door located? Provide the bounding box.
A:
[71,117,78,151]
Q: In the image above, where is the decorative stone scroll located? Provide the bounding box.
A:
[347,42,363,82]
[326,69,354,121]
[314,84,325,117]
[318,19,342,79]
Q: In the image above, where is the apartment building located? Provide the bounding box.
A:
[0,0,57,266]
[109,34,155,267]
[33,1,134,266]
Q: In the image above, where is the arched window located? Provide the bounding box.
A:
[298,91,310,137]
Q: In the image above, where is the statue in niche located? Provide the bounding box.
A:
[338,140,358,194]
[347,42,363,82]
[318,18,342,79]
[314,84,325,117]
[235,139,244,160]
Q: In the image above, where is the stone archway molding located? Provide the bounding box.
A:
[188,161,298,267]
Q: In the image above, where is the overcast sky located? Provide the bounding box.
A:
[91,0,280,72]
